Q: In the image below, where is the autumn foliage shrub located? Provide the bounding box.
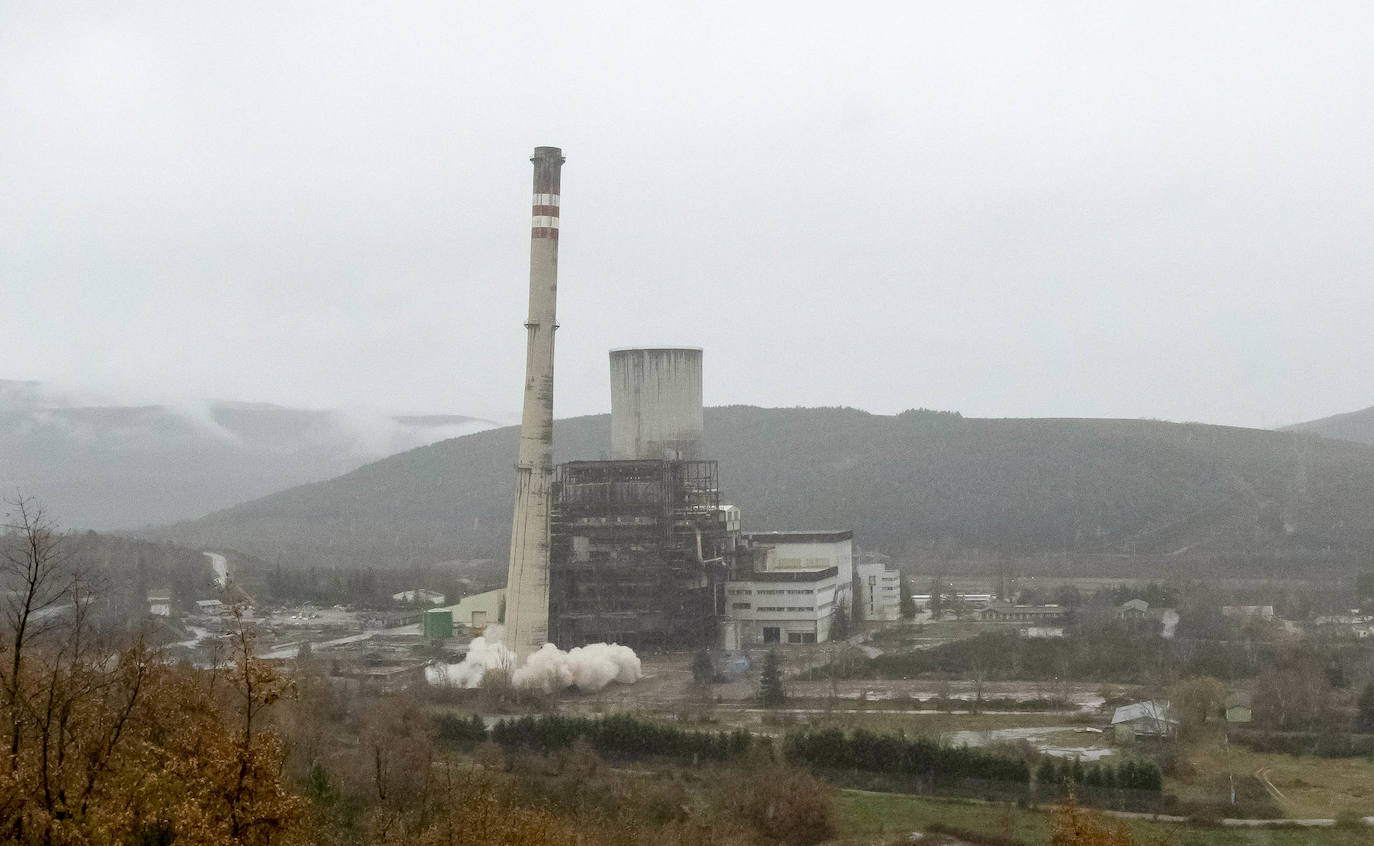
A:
[1050,794,1136,846]
[720,762,836,845]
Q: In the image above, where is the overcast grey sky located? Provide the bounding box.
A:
[3,2,1371,428]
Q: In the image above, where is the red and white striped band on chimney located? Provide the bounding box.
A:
[532,192,560,239]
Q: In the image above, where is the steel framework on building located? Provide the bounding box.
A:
[549,459,729,649]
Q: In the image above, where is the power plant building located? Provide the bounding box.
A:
[549,348,728,649]
[496,149,867,655]
[548,458,729,648]
[856,560,902,622]
[546,347,862,650]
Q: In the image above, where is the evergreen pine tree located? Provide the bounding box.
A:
[692,649,716,686]
[1118,760,1138,790]
[1084,764,1103,788]
[1036,757,1058,788]
[760,650,786,707]
[1357,680,1374,733]
[1141,761,1162,792]
[1055,758,1072,785]
[831,603,851,639]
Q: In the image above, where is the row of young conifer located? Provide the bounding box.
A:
[437,713,1162,796]
[441,713,1032,782]
[1033,755,1163,792]
[439,713,757,762]
[783,727,1032,784]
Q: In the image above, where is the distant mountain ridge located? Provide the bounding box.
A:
[152,406,1374,573]
[1284,404,1374,445]
[0,379,498,529]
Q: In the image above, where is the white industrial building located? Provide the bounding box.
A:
[725,531,853,645]
[856,561,901,621]
[392,589,446,606]
[441,588,504,630]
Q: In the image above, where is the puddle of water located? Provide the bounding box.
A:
[942,726,1116,760]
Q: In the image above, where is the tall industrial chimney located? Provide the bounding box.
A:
[503,145,564,662]
[609,347,704,461]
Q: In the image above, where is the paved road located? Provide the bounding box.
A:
[842,788,1374,830]
[203,552,227,589]
[1254,765,1287,804]
[1100,808,1374,827]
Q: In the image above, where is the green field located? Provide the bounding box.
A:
[834,790,1374,845]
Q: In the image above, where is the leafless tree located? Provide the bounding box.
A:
[970,657,990,714]
[0,497,304,843]
[1,496,78,776]
[1,495,153,841]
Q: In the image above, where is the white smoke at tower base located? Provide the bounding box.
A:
[425,626,518,689]
[426,625,642,693]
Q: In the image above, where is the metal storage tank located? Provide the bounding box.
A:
[609,347,704,461]
[424,608,453,640]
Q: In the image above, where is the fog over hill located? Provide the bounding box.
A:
[0,379,497,529]
[1285,405,1374,446]
[153,406,1374,574]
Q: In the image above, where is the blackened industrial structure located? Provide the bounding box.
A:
[549,457,729,648]
[549,349,730,649]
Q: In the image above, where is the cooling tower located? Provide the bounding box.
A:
[609,347,704,461]
[503,145,564,662]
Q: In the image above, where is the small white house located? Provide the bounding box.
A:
[1111,700,1179,740]
[1225,692,1253,724]
[148,595,172,617]
[1221,605,1275,622]
[1115,598,1150,619]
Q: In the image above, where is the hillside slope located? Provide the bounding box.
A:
[153,407,1374,571]
[1285,405,1374,446]
[0,380,496,529]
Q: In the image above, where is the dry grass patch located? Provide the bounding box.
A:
[1170,740,1374,820]
[833,790,1374,846]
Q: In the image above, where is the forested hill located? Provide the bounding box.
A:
[152,406,1374,571]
